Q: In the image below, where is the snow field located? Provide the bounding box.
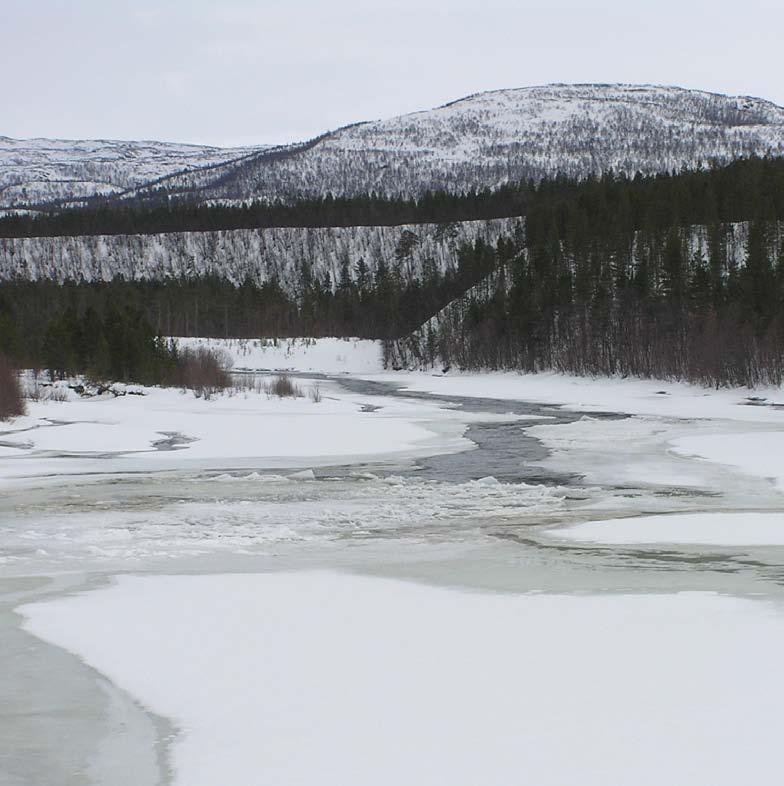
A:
[175,336,384,374]
[19,571,784,786]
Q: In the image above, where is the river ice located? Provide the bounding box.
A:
[20,572,784,786]
[3,354,784,786]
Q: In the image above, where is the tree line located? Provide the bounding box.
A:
[4,156,784,240]
[0,188,526,238]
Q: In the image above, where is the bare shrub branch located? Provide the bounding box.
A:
[267,374,302,399]
[175,347,232,399]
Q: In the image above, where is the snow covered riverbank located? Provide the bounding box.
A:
[162,335,784,425]
[366,367,784,421]
[0,374,530,490]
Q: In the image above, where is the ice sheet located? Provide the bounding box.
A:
[370,370,784,423]
[20,571,784,786]
[671,432,784,491]
[553,511,784,545]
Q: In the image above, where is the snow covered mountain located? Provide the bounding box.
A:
[4,84,784,210]
[128,84,784,204]
[0,137,267,209]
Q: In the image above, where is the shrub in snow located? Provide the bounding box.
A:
[267,374,302,399]
[176,348,232,399]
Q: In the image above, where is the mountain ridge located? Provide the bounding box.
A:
[4,83,784,210]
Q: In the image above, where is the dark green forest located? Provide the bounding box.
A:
[2,157,784,387]
[400,160,784,387]
[0,188,525,238]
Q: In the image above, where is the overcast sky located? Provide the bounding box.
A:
[4,0,783,148]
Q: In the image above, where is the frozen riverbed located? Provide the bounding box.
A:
[20,572,784,786]
[3,355,784,786]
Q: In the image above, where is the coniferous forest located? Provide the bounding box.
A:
[395,159,784,386]
[2,157,784,386]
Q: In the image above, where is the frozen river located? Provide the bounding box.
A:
[2,370,784,785]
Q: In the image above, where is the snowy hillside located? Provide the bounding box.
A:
[0,136,265,209]
[130,84,784,203]
[5,84,784,210]
[0,218,517,289]
[390,270,509,369]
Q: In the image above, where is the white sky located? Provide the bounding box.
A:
[4,0,783,148]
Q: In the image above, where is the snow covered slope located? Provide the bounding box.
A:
[0,137,265,208]
[0,218,517,288]
[4,84,784,209]
[129,84,784,203]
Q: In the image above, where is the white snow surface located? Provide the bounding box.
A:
[554,512,784,546]
[1,421,161,455]
[8,344,784,784]
[0,385,425,461]
[0,374,528,487]
[176,336,383,373]
[671,432,784,491]
[368,369,784,423]
[19,571,784,786]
